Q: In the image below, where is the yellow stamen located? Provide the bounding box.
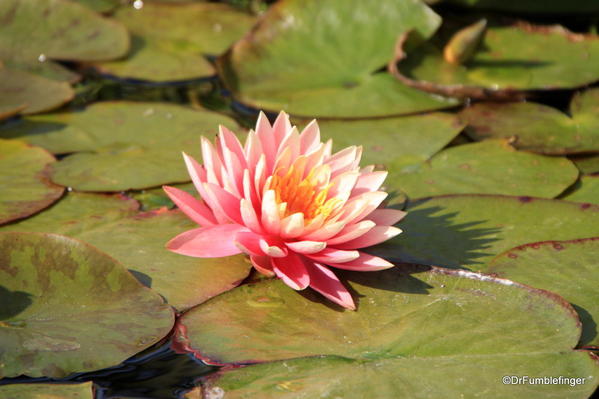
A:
[271,164,343,221]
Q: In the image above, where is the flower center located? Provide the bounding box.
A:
[271,165,342,221]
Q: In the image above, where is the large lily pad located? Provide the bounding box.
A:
[178,267,598,398]
[0,68,74,115]
[460,89,599,155]
[0,102,240,191]
[561,176,599,204]
[307,112,464,167]
[0,382,93,399]
[0,232,174,378]
[399,23,599,94]
[0,139,64,225]
[487,238,599,348]
[218,0,458,118]
[388,140,578,199]
[0,0,129,81]
[93,3,256,82]
[1,197,252,311]
[571,155,599,174]
[380,195,599,270]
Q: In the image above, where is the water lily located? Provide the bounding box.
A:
[163,111,405,309]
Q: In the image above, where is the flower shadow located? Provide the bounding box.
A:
[0,285,33,320]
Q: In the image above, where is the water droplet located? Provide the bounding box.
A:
[67,187,73,192]
[133,0,143,10]
[440,284,446,288]
[38,54,47,62]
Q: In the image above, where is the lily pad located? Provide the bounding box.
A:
[561,176,599,204]
[460,89,599,155]
[0,68,74,115]
[0,232,174,378]
[399,23,599,95]
[0,0,129,81]
[178,267,598,398]
[0,139,64,225]
[487,238,599,348]
[308,112,464,167]
[0,102,240,191]
[388,140,578,199]
[1,199,252,311]
[437,0,599,14]
[74,0,119,13]
[92,3,256,82]
[132,182,195,211]
[571,155,599,174]
[381,195,599,269]
[218,0,458,118]
[0,382,93,399]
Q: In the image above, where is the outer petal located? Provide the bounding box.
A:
[251,255,274,276]
[336,226,402,249]
[286,240,326,254]
[307,262,355,310]
[351,171,388,196]
[299,119,320,153]
[367,209,407,226]
[323,252,394,271]
[327,220,376,245]
[307,248,360,264]
[272,252,309,290]
[203,183,243,225]
[167,224,245,257]
[162,185,216,226]
[235,231,266,256]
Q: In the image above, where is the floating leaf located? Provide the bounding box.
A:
[381,195,599,269]
[218,0,457,118]
[307,112,464,167]
[0,382,93,399]
[0,232,174,378]
[443,19,487,65]
[460,89,599,154]
[132,182,195,211]
[0,139,64,225]
[178,267,598,398]
[571,155,599,174]
[488,238,599,348]
[93,3,256,82]
[396,23,599,97]
[0,68,74,115]
[437,0,599,14]
[0,0,129,81]
[0,102,240,191]
[561,176,599,204]
[388,140,578,199]
[1,197,252,311]
[74,0,119,13]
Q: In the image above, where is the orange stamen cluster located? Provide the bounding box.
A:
[271,165,341,221]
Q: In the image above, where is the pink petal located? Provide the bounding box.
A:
[367,209,407,226]
[327,220,376,245]
[276,126,300,163]
[234,231,266,256]
[272,252,309,290]
[307,262,355,310]
[256,112,277,172]
[182,152,207,193]
[336,226,402,249]
[200,137,223,185]
[261,190,281,235]
[167,224,245,257]
[327,146,360,177]
[340,191,388,225]
[308,248,360,264]
[251,255,274,276]
[351,171,388,196]
[259,238,288,258]
[162,185,216,226]
[240,198,263,234]
[302,221,345,241]
[328,172,360,202]
[219,126,246,168]
[299,119,321,153]
[286,240,326,254]
[324,252,394,271]
[203,183,243,225]
[280,212,305,239]
[244,129,263,170]
[272,111,292,147]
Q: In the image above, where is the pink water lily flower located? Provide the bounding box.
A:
[163,111,405,309]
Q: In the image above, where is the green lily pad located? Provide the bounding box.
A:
[0,102,240,191]
[561,176,599,204]
[0,0,129,81]
[437,0,599,14]
[388,140,578,199]
[400,23,599,94]
[74,0,119,13]
[0,382,93,399]
[487,237,599,348]
[218,0,458,118]
[571,155,599,174]
[307,112,464,167]
[460,89,599,155]
[132,182,195,211]
[0,68,74,115]
[381,195,599,270]
[1,197,252,311]
[0,232,174,378]
[93,3,256,82]
[178,267,598,398]
[0,139,64,225]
